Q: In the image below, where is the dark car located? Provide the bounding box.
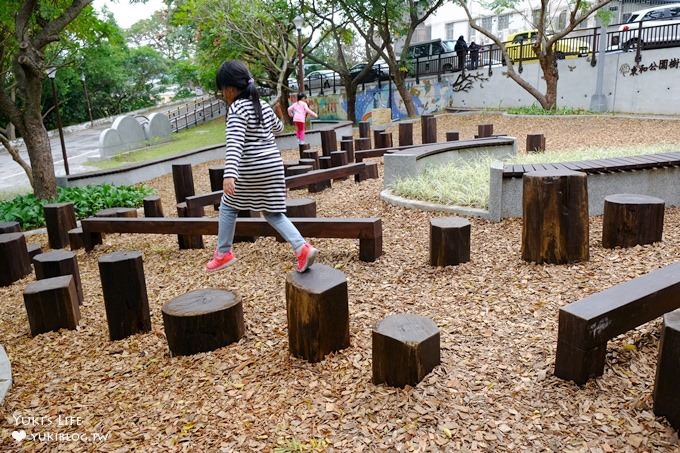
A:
[349,62,390,83]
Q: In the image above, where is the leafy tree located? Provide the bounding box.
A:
[0,0,110,198]
[126,9,196,61]
[456,0,612,109]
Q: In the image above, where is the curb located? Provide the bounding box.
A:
[380,189,491,219]
[0,345,11,404]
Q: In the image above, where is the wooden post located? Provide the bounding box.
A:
[208,166,224,210]
[318,156,331,170]
[372,314,440,388]
[23,276,79,337]
[0,221,20,233]
[430,217,471,266]
[340,139,355,163]
[330,151,348,168]
[33,250,84,306]
[521,170,589,264]
[358,121,371,140]
[172,163,195,204]
[341,135,354,142]
[380,131,393,148]
[425,116,437,144]
[320,130,337,157]
[143,195,164,217]
[68,227,84,250]
[286,198,317,218]
[98,251,151,341]
[162,289,245,356]
[298,142,311,159]
[286,264,350,362]
[526,134,546,153]
[653,309,680,430]
[0,232,32,286]
[302,150,320,169]
[420,114,433,144]
[602,194,665,248]
[373,127,385,149]
[477,123,494,138]
[96,207,138,218]
[43,202,77,249]
[399,121,414,146]
[176,203,204,249]
[354,137,371,154]
[446,131,460,142]
[27,243,43,260]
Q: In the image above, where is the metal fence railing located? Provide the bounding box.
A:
[167,96,226,133]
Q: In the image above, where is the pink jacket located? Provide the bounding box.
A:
[287,101,317,123]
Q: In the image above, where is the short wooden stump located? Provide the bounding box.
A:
[162,289,244,357]
[285,198,317,218]
[27,243,43,260]
[521,170,589,264]
[0,221,20,233]
[68,227,84,250]
[0,232,32,287]
[602,193,665,248]
[23,275,79,337]
[99,251,151,341]
[33,250,84,306]
[285,264,350,363]
[429,217,471,266]
[372,314,440,388]
[43,202,77,249]
[95,207,138,218]
[653,309,680,430]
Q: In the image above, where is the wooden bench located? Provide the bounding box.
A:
[81,217,383,262]
[554,261,680,385]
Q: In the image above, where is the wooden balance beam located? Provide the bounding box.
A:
[81,216,382,262]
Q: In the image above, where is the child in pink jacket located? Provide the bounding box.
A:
[287,93,317,144]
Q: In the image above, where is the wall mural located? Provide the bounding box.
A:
[619,57,680,76]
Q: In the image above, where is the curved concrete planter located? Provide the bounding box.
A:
[0,345,11,404]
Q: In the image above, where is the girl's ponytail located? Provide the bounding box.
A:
[215,60,264,123]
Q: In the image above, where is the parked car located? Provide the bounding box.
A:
[406,39,459,72]
[287,78,298,91]
[504,30,590,62]
[610,3,680,51]
[349,61,390,83]
[304,69,340,90]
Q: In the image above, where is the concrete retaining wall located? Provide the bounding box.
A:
[488,163,680,221]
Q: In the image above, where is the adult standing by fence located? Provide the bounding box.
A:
[455,36,468,71]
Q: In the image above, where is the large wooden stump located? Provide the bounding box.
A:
[477,123,494,138]
[420,114,434,144]
[330,151,349,181]
[23,276,79,337]
[33,250,84,306]
[0,221,20,233]
[380,132,393,149]
[521,170,589,264]
[320,130,337,157]
[143,195,164,217]
[285,264,350,363]
[602,194,665,248]
[526,134,546,153]
[99,251,152,341]
[0,232,32,286]
[43,202,77,249]
[430,217,471,266]
[653,309,680,430]
[172,163,195,204]
[373,127,386,149]
[162,289,244,357]
[340,139,355,163]
[399,121,414,146]
[372,314,440,388]
[358,121,371,140]
[286,198,317,218]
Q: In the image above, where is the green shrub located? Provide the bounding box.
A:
[0,184,154,230]
[506,105,592,115]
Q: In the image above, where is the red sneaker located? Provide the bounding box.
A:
[206,250,237,272]
[295,243,318,272]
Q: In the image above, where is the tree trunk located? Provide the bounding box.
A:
[393,72,417,117]
[345,83,357,124]
[539,53,559,110]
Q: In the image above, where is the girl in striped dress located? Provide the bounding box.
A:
[206,60,318,273]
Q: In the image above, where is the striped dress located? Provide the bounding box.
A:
[222,98,286,212]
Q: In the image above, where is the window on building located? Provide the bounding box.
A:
[481,16,493,30]
[445,22,455,40]
[532,9,542,26]
[557,10,567,30]
[498,14,510,30]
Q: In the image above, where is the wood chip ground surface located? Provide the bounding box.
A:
[2,113,680,452]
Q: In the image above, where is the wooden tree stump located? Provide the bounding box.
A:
[23,275,79,337]
[285,264,350,363]
[320,130,337,157]
[358,121,371,139]
[653,309,680,430]
[318,156,331,170]
[430,217,471,266]
[33,250,84,306]
[302,150,320,168]
[340,140,355,163]
[0,221,20,233]
[27,243,43,260]
[43,202,77,249]
[99,251,151,341]
[373,127,386,149]
[477,123,494,138]
[172,163,195,204]
[299,158,317,169]
[143,195,164,217]
[298,142,311,159]
[283,160,300,175]
[208,166,224,210]
[354,137,371,152]
[341,135,354,142]
[176,203,204,249]
[399,121,414,146]
[0,232,32,287]
[420,114,434,144]
[162,289,244,357]
[380,131,393,148]
[526,134,546,153]
[521,170,589,264]
[372,313,440,388]
[286,198,317,218]
[68,227,84,250]
[330,151,349,180]
[287,164,313,176]
[602,194,665,248]
[96,207,138,218]
[355,162,379,183]
[446,131,460,141]
[424,116,437,144]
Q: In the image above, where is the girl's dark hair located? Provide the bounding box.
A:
[297,93,306,100]
[216,60,263,123]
